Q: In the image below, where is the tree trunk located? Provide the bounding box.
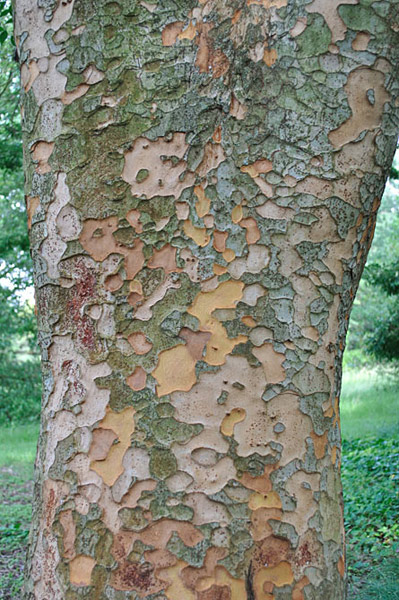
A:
[14,1,399,598]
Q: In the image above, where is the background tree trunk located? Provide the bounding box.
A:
[14,1,399,598]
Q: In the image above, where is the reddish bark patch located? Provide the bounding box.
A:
[198,584,231,600]
[111,561,160,594]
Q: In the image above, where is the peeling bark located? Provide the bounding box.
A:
[14,0,399,599]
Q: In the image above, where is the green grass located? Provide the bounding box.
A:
[341,366,399,440]
[0,370,398,598]
[0,424,38,599]
[341,367,399,599]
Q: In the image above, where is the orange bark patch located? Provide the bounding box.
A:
[194,185,211,217]
[248,491,282,510]
[231,204,243,224]
[161,21,184,46]
[254,561,294,593]
[69,555,96,587]
[338,555,345,577]
[241,159,273,177]
[195,23,230,79]
[221,408,246,436]
[184,220,210,247]
[26,196,40,229]
[127,332,153,355]
[241,315,256,327]
[222,248,235,263]
[153,346,194,396]
[90,407,135,486]
[229,95,247,120]
[159,560,196,600]
[188,280,247,366]
[240,217,260,244]
[263,47,278,67]
[127,366,147,391]
[310,430,328,459]
[214,264,228,275]
[153,329,210,396]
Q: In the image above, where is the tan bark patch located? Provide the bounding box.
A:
[69,555,96,587]
[148,244,178,273]
[329,68,390,148]
[127,332,153,354]
[240,217,260,244]
[306,0,358,43]
[229,94,247,120]
[162,21,184,46]
[252,343,285,383]
[127,366,147,391]
[90,428,118,461]
[59,510,76,560]
[105,273,123,292]
[247,0,287,7]
[213,230,228,252]
[31,141,54,174]
[290,17,307,37]
[352,31,370,51]
[122,134,194,199]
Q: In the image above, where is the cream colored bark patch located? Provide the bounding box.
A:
[69,555,96,586]
[90,407,135,486]
[329,68,390,148]
[122,134,194,199]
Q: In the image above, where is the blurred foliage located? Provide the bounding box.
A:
[343,436,399,597]
[0,5,41,425]
[347,169,399,362]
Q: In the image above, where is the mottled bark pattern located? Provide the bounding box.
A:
[14,0,399,598]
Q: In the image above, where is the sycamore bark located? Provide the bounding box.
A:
[14,0,399,599]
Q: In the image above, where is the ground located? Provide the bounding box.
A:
[0,368,398,599]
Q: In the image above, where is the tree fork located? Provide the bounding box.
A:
[13,1,399,599]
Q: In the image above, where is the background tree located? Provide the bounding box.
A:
[11,1,399,600]
[0,1,40,425]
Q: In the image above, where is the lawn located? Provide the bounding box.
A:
[0,369,398,598]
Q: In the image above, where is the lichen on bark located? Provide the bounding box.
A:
[14,0,399,598]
